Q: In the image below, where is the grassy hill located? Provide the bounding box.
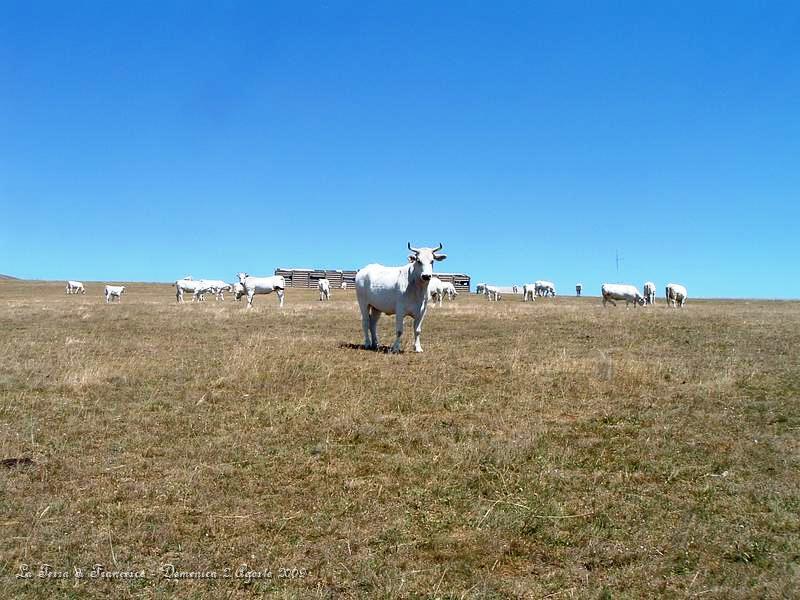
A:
[0,279,798,597]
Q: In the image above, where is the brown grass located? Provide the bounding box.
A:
[0,280,798,598]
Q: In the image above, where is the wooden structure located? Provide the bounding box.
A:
[274,268,356,289]
[434,273,471,293]
[275,268,470,292]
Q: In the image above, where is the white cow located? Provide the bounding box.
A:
[175,278,204,303]
[104,285,125,303]
[643,281,656,305]
[522,283,536,302]
[191,280,217,302]
[535,280,556,297]
[318,278,331,301]
[190,279,232,302]
[601,283,644,307]
[341,281,348,290]
[484,285,501,301]
[356,242,447,353]
[65,280,86,295]
[205,280,233,301]
[442,281,458,301]
[237,272,286,308]
[666,283,688,308]
[427,276,445,307]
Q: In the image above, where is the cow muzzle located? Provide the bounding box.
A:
[421,274,432,281]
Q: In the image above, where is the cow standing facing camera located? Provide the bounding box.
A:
[356,243,447,353]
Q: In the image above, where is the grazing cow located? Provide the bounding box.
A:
[341,281,348,290]
[535,280,556,297]
[318,278,331,301]
[442,281,458,301]
[104,285,125,303]
[192,279,232,302]
[356,242,447,353]
[576,283,582,297]
[666,283,688,308]
[643,281,656,305]
[484,285,501,301]
[175,278,204,303]
[237,272,286,308]
[208,280,233,300]
[601,283,644,308]
[65,281,86,295]
[190,280,219,302]
[522,283,536,302]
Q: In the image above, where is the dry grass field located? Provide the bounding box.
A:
[1,280,798,598]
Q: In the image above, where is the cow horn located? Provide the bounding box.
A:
[433,242,443,252]
[408,242,420,254]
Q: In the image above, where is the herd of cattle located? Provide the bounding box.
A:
[63,243,687,352]
[474,280,686,308]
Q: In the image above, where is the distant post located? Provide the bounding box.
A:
[576,283,582,297]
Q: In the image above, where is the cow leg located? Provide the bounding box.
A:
[412,314,425,352]
[390,313,404,353]
[277,289,285,307]
[368,307,381,349]
[360,306,371,348]
[247,291,254,308]
[360,304,374,348]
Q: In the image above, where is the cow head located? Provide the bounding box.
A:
[236,272,248,284]
[408,242,446,282]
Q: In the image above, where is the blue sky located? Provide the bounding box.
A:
[1,2,798,298]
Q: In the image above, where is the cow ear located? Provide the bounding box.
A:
[434,253,447,261]
[408,255,416,263]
